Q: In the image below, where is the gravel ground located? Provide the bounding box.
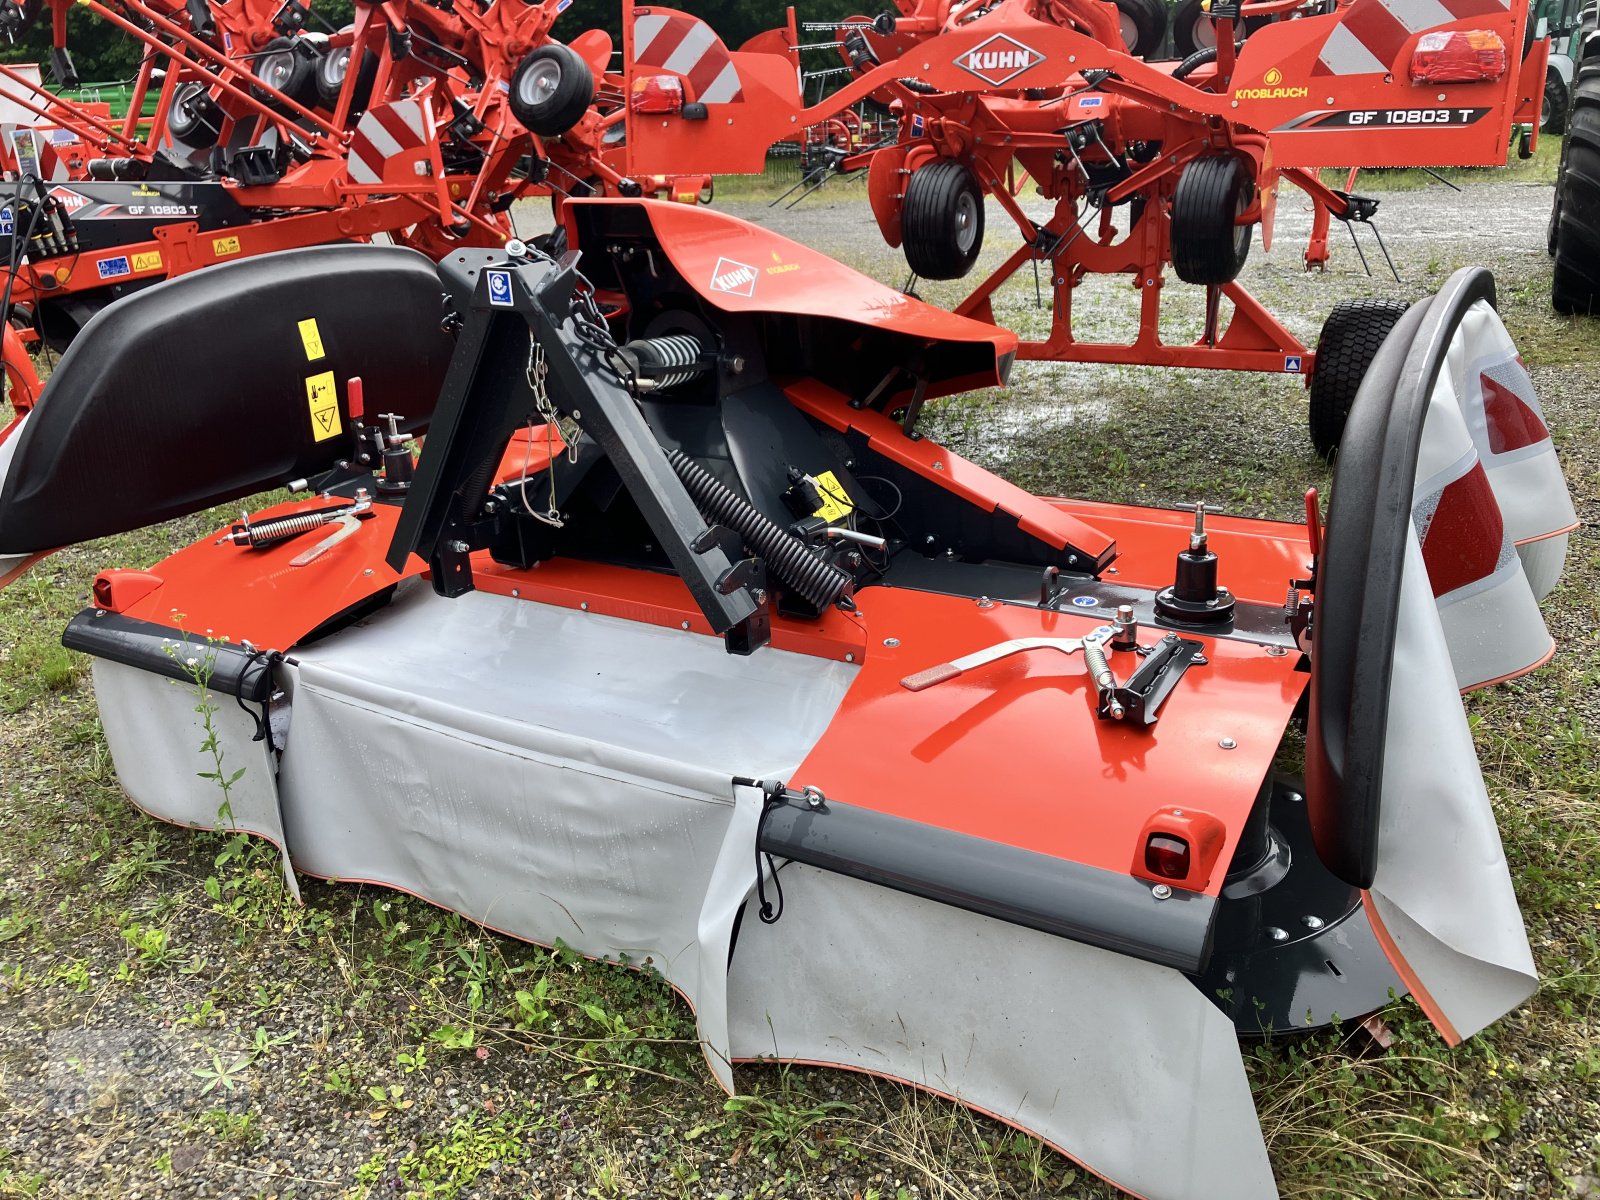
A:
[2,169,1597,1200]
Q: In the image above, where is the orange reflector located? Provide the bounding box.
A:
[630,74,684,114]
[1409,30,1507,83]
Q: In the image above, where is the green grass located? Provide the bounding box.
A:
[1317,128,1565,192]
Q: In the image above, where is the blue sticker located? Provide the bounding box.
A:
[0,208,12,236]
[1080,96,1104,108]
[96,255,131,280]
[485,269,513,307]
[911,114,925,137]
[1283,354,1303,373]
[1071,595,1099,608]
[556,0,572,10]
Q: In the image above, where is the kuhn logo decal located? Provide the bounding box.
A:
[956,34,1043,87]
[709,257,759,297]
[47,187,90,214]
[1235,66,1309,99]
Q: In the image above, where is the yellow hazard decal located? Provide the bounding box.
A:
[305,371,341,441]
[131,250,162,272]
[811,470,854,524]
[213,235,241,256]
[298,317,325,361]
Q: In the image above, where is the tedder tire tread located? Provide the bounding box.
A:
[510,44,595,138]
[902,160,985,281]
[1553,62,1600,313]
[1170,154,1253,285]
[1114,0,1167,58]
[1308,298,1412,460]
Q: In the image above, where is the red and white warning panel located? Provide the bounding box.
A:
[348,99,432,186]
[631,10,744,104]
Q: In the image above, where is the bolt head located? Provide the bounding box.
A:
[1302,915,1325,930]
[1151,883,1173,900]
[1219,737,1237,750]
[884,637,900,647]
[1266,926,1289,942]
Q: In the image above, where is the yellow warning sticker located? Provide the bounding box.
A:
[212,235,241,257]
[131,250,162,272]
[298,317,325,362]
[811,470,854,524]
[305,371,341,442]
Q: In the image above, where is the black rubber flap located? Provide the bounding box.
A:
[0,244,454,553]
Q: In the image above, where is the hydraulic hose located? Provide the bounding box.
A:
[664,447,853,611]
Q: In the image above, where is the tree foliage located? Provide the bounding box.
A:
[554,0,875,55]
[0,0,356,85]
[0,0,865,90]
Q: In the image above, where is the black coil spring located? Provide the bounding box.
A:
[664,448,852,611]
[637,334,704,390]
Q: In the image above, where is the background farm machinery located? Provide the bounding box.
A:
[0,0,724,408]
[621,0,1548,454]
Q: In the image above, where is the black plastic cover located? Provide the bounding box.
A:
[1306,268,1498,889]
[0,244,454,554]
[759,795,1217,973]
[62,608,275,700]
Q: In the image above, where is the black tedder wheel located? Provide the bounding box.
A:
[1307,298,1411,460]
[1553,62,1600,313]
[1170,154,1254,285]
[1543,67,1569,133]
[1172,0,1266,57]
[252,36,319,110]
[510,44,595,138]
[168,81,222,147]
[902,160,985,280]
[1114,0,1167,58]
[316,30,378,112]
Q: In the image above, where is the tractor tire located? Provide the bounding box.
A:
[168,81,222,148]
[1543,67,1569,132]
[510,45,594,138]
[901,160,985,280]
[1170,154,1254,285]
[1173,0,1266,57]
[1553,62,1600,313]
[1307,298,1411,460]
[1549,122,1573,256]
[252,36,319,110]
[1114,0,1166,58]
